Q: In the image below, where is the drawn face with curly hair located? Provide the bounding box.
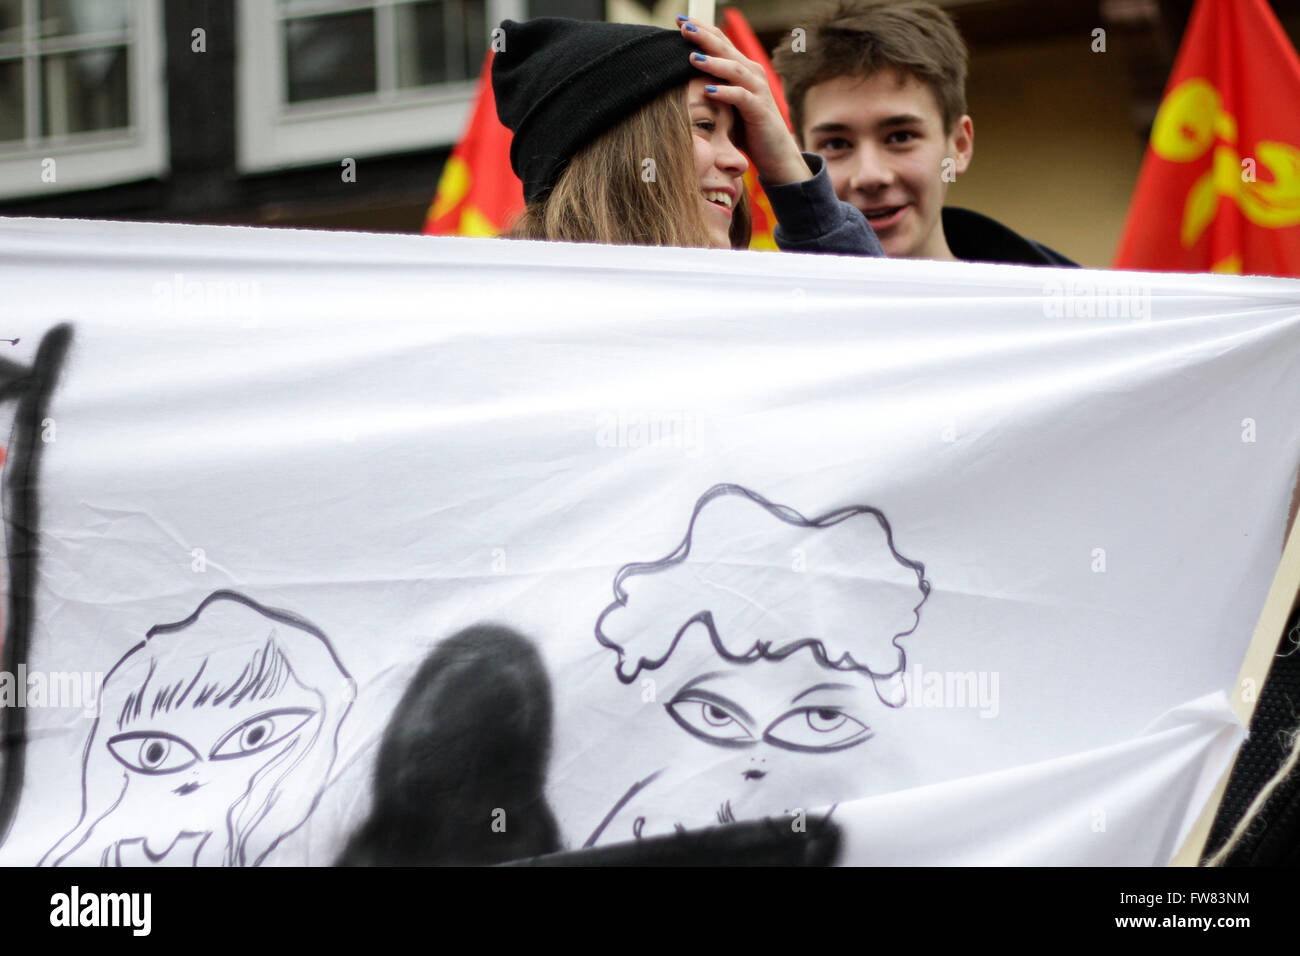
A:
[588,484,928,845]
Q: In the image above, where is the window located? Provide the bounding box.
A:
[237,0,521,172]
[0,0,166,200]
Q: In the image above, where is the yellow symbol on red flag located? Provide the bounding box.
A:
[1150,78,1300,249]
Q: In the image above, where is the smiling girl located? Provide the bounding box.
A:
[492,16,883,255]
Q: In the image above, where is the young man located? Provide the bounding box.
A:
[773,0,1077,266]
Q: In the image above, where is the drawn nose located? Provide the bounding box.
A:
[742,769,766,781]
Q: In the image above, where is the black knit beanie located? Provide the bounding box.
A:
[492,18,706,204]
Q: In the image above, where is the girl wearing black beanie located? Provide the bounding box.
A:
[492,16,883,255]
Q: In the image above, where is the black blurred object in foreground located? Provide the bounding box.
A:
[336,624,560,865]
[504,816,841,867]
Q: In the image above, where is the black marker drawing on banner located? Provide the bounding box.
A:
[0,325,73,851]
[337,624,560,865]
[39,590,353,866]
[588,482,930,845]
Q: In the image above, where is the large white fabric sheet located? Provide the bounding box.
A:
[0,217,1297,865]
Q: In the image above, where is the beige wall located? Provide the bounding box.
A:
[949,37,1146,268]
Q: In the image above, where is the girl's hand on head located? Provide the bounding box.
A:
[677,15,811,186]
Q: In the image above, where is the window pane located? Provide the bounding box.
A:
[396,0,487,89]
[460,0,486,79]
[0,58,21,142]
[0,0,22,46]
[396,1,445,87]
[279,0,362,12]
[285,11,376,103]
[38,0,129,38]
[40,46,129,136]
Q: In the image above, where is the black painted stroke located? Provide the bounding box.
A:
[0,325,72,850]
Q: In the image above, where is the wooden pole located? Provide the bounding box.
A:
[1169,508,1300,865]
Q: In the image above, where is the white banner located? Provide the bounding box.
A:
[0,217,1297,866]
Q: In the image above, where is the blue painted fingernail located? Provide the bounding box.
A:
[676,14,689,21]
[685,23,698,32]
[692,52,707,61]
[705,84,718,93]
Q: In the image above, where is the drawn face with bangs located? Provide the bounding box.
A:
[588,484,928,845]
[102,646,324,865]
[42,591,351,868]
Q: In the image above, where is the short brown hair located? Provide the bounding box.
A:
[509,85,751,249]
[773,0,969,139]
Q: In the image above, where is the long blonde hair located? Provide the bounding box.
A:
[509,85,752,249]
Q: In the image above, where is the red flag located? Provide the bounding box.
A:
[718,6,788,251]
[1113,0,1300,275]
[720,6,790,129]
[423,49,524,237]
[423,8,792,251]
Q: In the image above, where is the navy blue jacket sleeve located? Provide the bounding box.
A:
[763,153,885,257]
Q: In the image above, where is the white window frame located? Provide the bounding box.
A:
[237,0,522,173]
[0,0,167,201]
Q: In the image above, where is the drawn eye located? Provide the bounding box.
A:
[210,708,316,761]
[665,695,756,748]
[763,707,872,753]
[107,732,201,775]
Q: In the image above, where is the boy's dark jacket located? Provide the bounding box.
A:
[760,157,1078,267]
[943,207,1078,267]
